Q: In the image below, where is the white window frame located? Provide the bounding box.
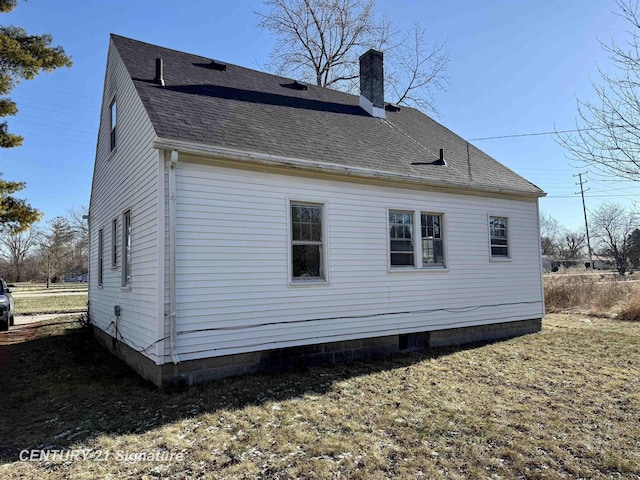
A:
[122,209,131,287]
[420,212,446,268]
[98,228,104,287]
[489,215,510,260]
[288,199,329,286]
[111,218,118,269]
[388,208,447,271]
[109,96,117,152]
[389,209,416,268]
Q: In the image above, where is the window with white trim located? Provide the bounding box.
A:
[111,218,118,268]
[291,202,324,280]
[98,229,104,287]
[421,213,445,266]
[122,210,131,286]
[110,97,117,151]
[389,210,415,266]
[489,216,509,258]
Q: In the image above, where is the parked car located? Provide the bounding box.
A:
[0,279,14,331]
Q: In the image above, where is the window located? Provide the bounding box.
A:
[490,216,509,258]
[111,219,118,268]
[291,202,324,280]
[389,210,415,266]
[122,210,131,286]
[98,229,104,287]
[110,97,117,151]
[421,213,445,266]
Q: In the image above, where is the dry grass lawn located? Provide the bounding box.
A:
[13,294,88,315]
[0,314,638,479]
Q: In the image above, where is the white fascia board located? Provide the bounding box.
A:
[152,138,546,199]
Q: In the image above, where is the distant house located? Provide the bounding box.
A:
[64,272,88,283]
[88,35,546,387]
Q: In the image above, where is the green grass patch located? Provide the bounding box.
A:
[0,314,638,479]
[14,294,88,315]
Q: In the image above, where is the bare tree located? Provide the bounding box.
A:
[558,232,586,264]
[590,202,639,275]
[540,212,561,256]
[387,21,449,114]
[0,226,38,281]
[257,0,449,113]
[557,0,640,181]
[37,216,74,287]
[64,205,89,275]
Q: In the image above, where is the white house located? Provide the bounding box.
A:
[89,35,546,387]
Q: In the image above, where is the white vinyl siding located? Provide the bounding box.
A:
[173,158,543,362]
[88,39,163,362]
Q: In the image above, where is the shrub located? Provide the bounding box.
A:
[619,291,640,321]
[544,273,638,317]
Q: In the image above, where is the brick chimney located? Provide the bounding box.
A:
[359,49,385,118]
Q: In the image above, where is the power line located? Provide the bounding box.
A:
[468,124,634,141]
[11,131,94,145]
[18,84,101,101]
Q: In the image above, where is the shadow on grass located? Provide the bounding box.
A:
[0,319,473,463]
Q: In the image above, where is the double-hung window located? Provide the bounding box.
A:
[291,202,324,280]
[122,210,131,286]
[489,216,509,258]
[389,210,446,268]
[110,98,117,151]
[98,229,104,287]
[421,213,444,266]
[389,210,415,266]
[111,218,118,268]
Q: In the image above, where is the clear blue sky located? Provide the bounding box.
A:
[0,0,636,232]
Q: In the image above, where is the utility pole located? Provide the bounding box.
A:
[575,172,593,269]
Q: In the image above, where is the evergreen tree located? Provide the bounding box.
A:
[0,0,72,231]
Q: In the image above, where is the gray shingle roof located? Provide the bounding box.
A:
[111,34,544,197]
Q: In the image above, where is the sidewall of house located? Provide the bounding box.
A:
[88,41,162,364]
[170,157,543,363]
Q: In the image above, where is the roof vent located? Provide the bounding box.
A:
[411,149,447,166]
[283,80,308,90]
[385,103,401,112]
[209,60,227,71]
[154,58,165,86]
[435,148,446,166]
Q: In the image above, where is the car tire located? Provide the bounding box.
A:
[9,313,14,327]
[0,318,7,332]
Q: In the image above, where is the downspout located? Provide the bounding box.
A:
[169,150,179,364]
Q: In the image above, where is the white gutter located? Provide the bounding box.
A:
[169,150,179,364]
[153,138,546,199]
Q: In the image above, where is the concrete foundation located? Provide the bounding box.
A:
[93,318,542,388]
